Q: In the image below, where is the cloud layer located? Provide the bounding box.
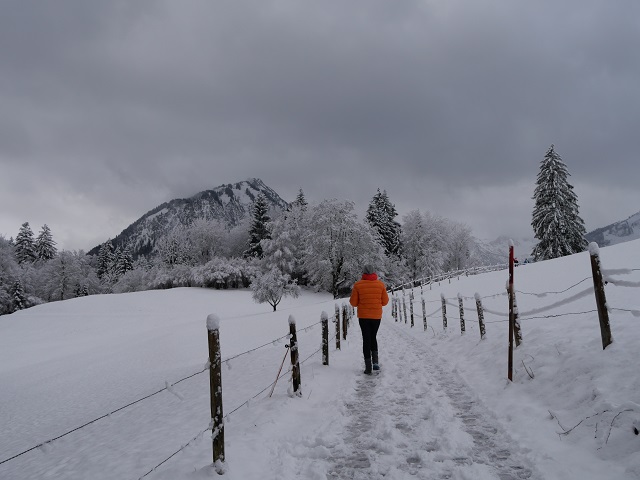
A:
[2,0,639,249]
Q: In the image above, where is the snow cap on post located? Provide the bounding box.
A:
[207,314,221,331]
[288,314,296,326]
[589,242,600,257]
[321,311,328,321]
[474,292,481,301]
[509,238,514,248]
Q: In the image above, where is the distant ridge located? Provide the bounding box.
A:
[88,178,289,257]
[586,210,640,247]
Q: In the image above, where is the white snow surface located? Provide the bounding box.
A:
[1,240,640,479]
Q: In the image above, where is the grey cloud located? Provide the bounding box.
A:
[1,0,639,249]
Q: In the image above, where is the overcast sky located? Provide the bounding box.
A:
[2,0,640,251]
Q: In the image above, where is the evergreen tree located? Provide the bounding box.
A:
[531,145,588,261]
[117,245,134,276]
[97,240,114,280]
[15,222,36,264]
[366,189,401,257]
[11,280,27,312]
[35,224,57,261]
[244,194,271,258]
[292,188,308,211]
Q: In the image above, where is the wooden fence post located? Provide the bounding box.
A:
[342,304,348,340]
[474,293,486,339]
[321,311,329,365]
[392,296,397,321]
[441,293,447,330]
[402,288,408,324]
[589,242,613,349]
[421,289,427,332]
[206,314,225,468]
[288,315,301,396]
[409,291,415,327]
[335,304,341,350]
[508,242,514,381]
[458,293,465,334]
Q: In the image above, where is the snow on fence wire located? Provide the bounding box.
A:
[392,242,640,379]
[389,263,509,293]
[0,303,350,479]
[142,303,353,477]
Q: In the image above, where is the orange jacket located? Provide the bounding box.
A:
[349,275,389,319]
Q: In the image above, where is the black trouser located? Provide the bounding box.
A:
[358,318,381,361]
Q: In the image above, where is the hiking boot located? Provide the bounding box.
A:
[372,351,380,370]
[364,358,372,375]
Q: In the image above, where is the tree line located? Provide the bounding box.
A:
[0,145,588,315]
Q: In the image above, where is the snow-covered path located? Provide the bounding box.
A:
[290,321,542,480]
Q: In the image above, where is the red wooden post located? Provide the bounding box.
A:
[508,242,514,381]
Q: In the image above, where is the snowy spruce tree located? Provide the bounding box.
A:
[15,222,37,264]
[531,145,588,261]
[35,224,57,261]
[11,280,27,312]
[96,240,115,280]
[366,189,401,257]
[292,188,308,211]
[244,193,271,259]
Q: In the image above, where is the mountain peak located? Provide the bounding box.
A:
[89,179,289,257]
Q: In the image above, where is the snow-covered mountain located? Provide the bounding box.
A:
[586,210,640,247]
[89,178,289,257]
[473,236,537,265]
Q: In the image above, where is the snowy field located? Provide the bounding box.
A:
[1,240,639,479]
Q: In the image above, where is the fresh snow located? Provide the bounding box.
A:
[1,240,640,479]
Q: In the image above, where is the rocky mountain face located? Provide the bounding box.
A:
[586,210,640,247]
[89,178,289,258]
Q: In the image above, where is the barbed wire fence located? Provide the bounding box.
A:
[0,300,351,478]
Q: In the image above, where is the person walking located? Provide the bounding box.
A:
[349,264,389,375]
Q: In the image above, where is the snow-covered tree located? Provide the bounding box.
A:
[291,188,308,211]
[250,268,300,311]
[531,145,588,261]
[97,240,115,280]
[366,189,401,257]
[35,224,57,261]
[156,228,191,266]
[400,210,447,282]
[183,218,228,264]
[0,236,20,315]
[116,244,134,276]
[261,204,308,283]
[303,199,385,298]
[245,194,271,258]
[40,250,83,301]
[11,280,27,312]
[15,222,36,264]
[442,221,477,271]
